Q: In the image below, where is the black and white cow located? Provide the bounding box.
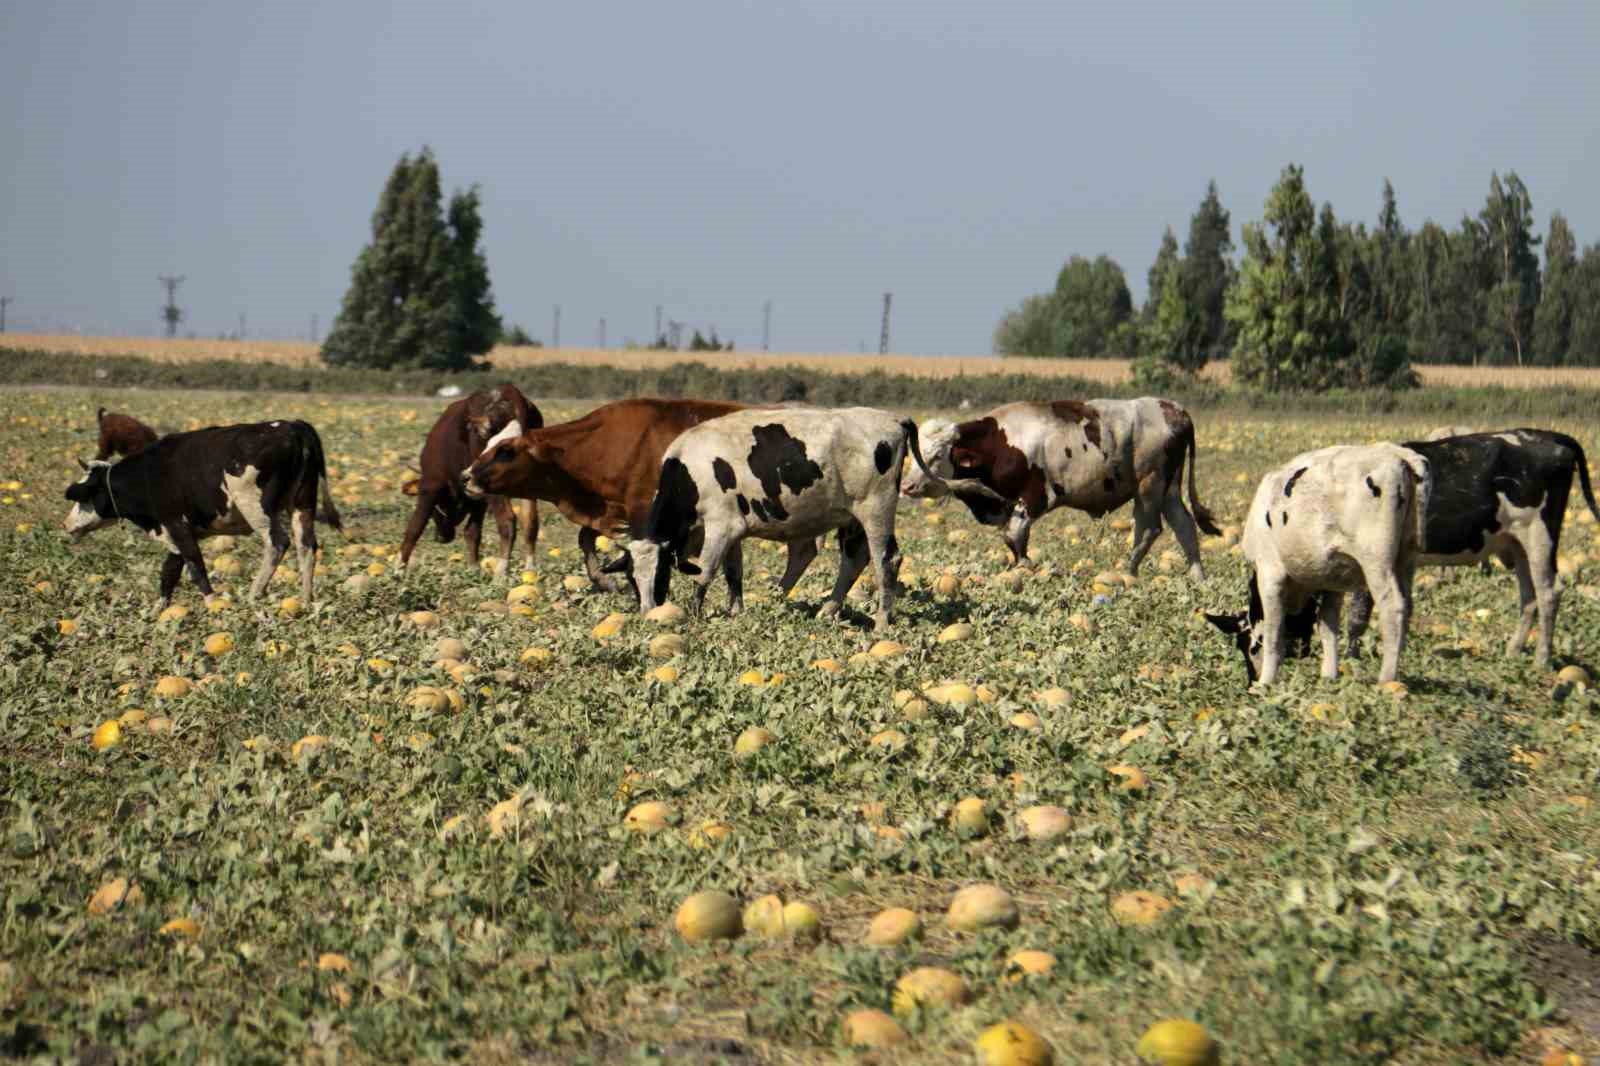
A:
[612,407,949,629]
[1207,444,1431,686]
[63,420,342,606]
[1347,429,1600,670]
[900,397,1220,578]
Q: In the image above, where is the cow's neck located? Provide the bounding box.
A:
[106,464,159,532]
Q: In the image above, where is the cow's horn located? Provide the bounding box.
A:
[939,476,1008,503]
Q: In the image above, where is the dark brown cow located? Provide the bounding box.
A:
[463,397,785,591]
[96,408,159,459]
[399,384,542,575]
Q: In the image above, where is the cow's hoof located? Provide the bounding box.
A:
[817,601,841,619]
[1187,565,1206,582]
[1013,556,1038,571]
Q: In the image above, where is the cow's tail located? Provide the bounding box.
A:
[301,422,344,532]
[1399,449,1432,552]
[899,419,937,485]
[1182,423,1222,537]
[1550,432,1600,526]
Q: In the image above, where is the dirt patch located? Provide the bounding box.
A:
[1522,932,1600,1059]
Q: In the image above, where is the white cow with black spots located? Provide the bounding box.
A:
[1207,443,1431,686]
[611,407,952,629]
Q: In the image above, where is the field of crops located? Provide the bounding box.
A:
[3,388,1599,1064]
[9,333,1600,391]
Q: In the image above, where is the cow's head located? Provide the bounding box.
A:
[466,385,524,441]
[604,540,673,613]
[901,418,1006,502]
[62,460,120,540]
[1206,575,1321,686]
[461,420,526,498]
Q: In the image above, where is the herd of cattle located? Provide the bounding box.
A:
[64,388,1600,688]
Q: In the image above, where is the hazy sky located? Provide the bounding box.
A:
[3,2,1597,354]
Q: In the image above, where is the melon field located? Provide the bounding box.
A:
[2,387,1599,1065]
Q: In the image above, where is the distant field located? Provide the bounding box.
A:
[9,333,1598,390]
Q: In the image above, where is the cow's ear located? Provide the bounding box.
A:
[529,441,564,464]
[1205,611,1246,635]
[76,458,89,471]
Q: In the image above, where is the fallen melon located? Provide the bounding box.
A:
[937,622,974,644]
[1111,890,1174,927]
[280,596,304,618]
[1035,687,1070,708]
[675,890,743,942]
[645,603,685,624]
[291,735,328,760]
[947,883,1019,932]
[91,720,122,751]
[1017,805,1072,842]
[783,901,822,942]
[592,613,628,640]
[974,1020,1055,1066]
[869,640,907,659]
[1108,764,1149,792]
[157,604,189,624]
[743,894,787,938]
[623,800,676,834]
[892,966,970,1015]
[648,633,687,659]
[88,877,132,915]
[950,796,989,836]
[735,726,776,758]
[842,1008,908,1049]
[1003,948,1057,982]
[153,676,192,699]
[864,907,922,946]
[159,917,202,941]
[650,664,679,684]
[203,632,235,657]
[1135,1018,1219,1065]
[433,637,469,662]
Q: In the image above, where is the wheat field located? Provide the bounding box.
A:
[5,332,1600,389]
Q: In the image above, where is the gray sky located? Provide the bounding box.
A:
[3,1,1597,355]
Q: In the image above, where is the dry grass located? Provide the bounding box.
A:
[5,333,1600,389]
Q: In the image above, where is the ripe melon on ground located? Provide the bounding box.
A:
[975,1021,1055,1066]
[1135,1018,1219,1065]
[892,966,970,1015]
[864,907,922,947]
[842,1008,908,1049]
[675,891,743,942]
[947,884,1019,932]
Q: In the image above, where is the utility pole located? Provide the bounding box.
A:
[762,300,772,351]
[654,305,662,344]
[879,292,892,355]
[238,312,246,340]
[158,275,186,338]
[0,296,11,334]
[310,313,319,343]
[598,317,607,348]
[552,305,561,348]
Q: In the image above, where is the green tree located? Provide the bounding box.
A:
[1050,255,1134,357]
[1479,171,1541,366]
[1181,180,1235,363]
[1227,164,1335,390]
[993,294,1058,356]
[322,148,500,371]
[1533,212,1577,364]
[1145,227,1180,314]
[1371,179,1412,336]
[1567,243,1600,365]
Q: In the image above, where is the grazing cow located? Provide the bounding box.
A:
[463,397,771,591]
[900,397,1220,578]
[610,407,938,629]
[95,408,158,459]
[1206,444,1430,686]
[1422,425,1478,441]
[399,384,542,575]
[1347,429,1600,669]
[62,420,342,605]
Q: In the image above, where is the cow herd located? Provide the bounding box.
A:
[66,390,1600,689]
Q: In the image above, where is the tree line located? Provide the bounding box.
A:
[996,166,1600,389]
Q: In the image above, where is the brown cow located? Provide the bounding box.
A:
[399,384,542,575]
[463,397,827,594]
[96,408,159,459]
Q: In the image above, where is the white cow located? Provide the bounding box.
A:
[900,397,1220,578]
[1207,444,1431,685]
[613,407,952,629]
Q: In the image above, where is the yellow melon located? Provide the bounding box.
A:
[153,676,192,699]
[864,907,922,947]
[950,796,988,836]
[743,894,787,938]
[1135,1018,1219,1065]
[974,1021,1055,1066]
[783,901,822,942]
[842,1008,908,1049]
[1035,687,1070,708]
[1108,764,1149,792]
[892,966,970,1015]
[1003,948,1057,983]
[592,613,627,640]
[279,596,304,618]
[869,640,907,659]
[674,891,743,942]
[1017,805,1072,842]
[1111,890,1174,927]
[645,603,685,624]
[623,800,676,834]
[735,727,776,757]
[157,604,189,624]
[159,917,201,941]
[937,622,974,643]
[648,633,686,659]
[650,664,679,684]
[947,883,1019,932]
[291,735,329,760]
[88,877,132,915]
[91,720,122,751]
[203,632,235,657]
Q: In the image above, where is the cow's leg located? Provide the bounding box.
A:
[293,508,317,602]
[1507,547,1537,657]
[160,521,216,606]
[820,524,870,620]
[1316,592,1343,679]
[399,492,438,576]
[1345,586,1373,659]
[518,500,540,571]
[462,498,487,569]
[1001,506,1037,569]
[1125,499,1164,576]
[689,526,736,618]
[1524,533,1560,669]
[250,513,290,600]
[723,543,744,615]
[1367,565,1411,684]
[1163,489,1206,581]
[490,496,516,579]
[579,527,623,593]
[777,536,819,593]
[159,552,186,604]
[1255,573,1287,686]
[864,524,900,630]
